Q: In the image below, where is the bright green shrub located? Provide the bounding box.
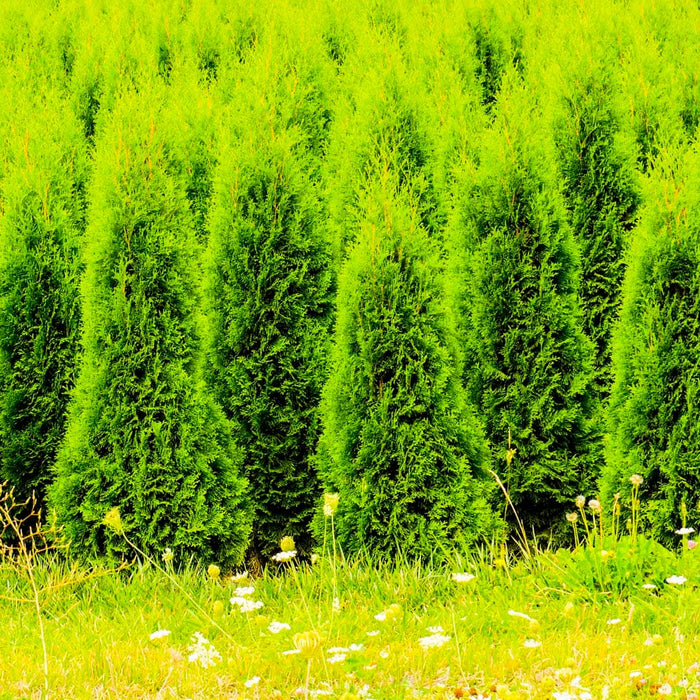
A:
[603,144,700,540]
[318,176,495,560]
[552,69,640,401]
[451,77,599,534]
[205,121,333,562]
[50,89,250,565]
[0,98,85,508]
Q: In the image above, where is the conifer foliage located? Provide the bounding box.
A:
[554,72,640,401]
[0,102,85,508]
[50,90,250,565]
[452,81,598,532]
[604,146,700,538]
[206,127,333,561]
[318,178,494,560]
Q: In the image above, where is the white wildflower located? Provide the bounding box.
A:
[366,630,380,637]
[657,683,672,696]
[234,586,255,597]
[244,676,260,688]
[451,572,476,583]
[149,629,171,641]
[606,618,622,626]
[187,632,221,668]
[418,633,451,650]
[523,639,542,648]
[272,550,297,562]
[666,575,687,585]
[328,653,347,664]
[231,596,264,612]
[427,625,445,634]
[268,621,291,634]
[676,527,695,536]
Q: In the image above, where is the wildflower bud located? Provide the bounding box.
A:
[588,499,602,514]
[626,519,632,531]
[212,600,225,618]
[293,630,321,657]
[385,603,402,621]
[575,495,586,509]
[323,493,340,517]
[630,474,643,487]
[688,540,698,551]
[103,507,124,535]
[162,547,174,563]
[208,564,221,581]
[280,536,296,552]
[566,512,578,523]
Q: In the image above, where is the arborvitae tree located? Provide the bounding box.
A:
[553,71,640,402]
[325,64,441,262]
[50,90,250,565]
[451,79,598,534]
[0,99,85,509]
[603,145,700,539]
[206,126,333,562]
[318,177,494,560]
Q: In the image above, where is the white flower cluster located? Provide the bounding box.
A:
[268,621,291,634]
[187,632,221,668]
[231,584,264,612]
[418,626,451,650]
[272,550,297,562]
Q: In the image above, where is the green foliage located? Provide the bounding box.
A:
[50,89,250,566]
[205,126,333,561]
[0,99,86,508]
[451,77,599,534]
[325,63,441,262]
[603,144,700,541]
[553,70,641,401]
[318,178,495,561]
[540,535,675,601]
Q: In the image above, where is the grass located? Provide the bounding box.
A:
[2,534,700,699]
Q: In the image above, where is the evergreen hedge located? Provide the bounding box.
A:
[603,145,700,539]
[318,177,494,560]
[50,90,250,565]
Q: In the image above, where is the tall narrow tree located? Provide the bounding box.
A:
[206,124,333,563]
[604,144,700,540]
[451,78,598,534]
[553,70,640,402]
[318,176,494,560]
[50,89,250,565]
[0,98,85,509]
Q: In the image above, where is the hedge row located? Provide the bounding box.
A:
[1,0,700,564]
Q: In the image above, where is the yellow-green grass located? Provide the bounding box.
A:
[2,548,700,699]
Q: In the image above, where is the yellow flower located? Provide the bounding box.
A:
[212,600,225,618]
[293,630,321,657]
[103,507,124,535]
[323,493,340,517]
[280,536,296,552]
[208,564,221,581]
